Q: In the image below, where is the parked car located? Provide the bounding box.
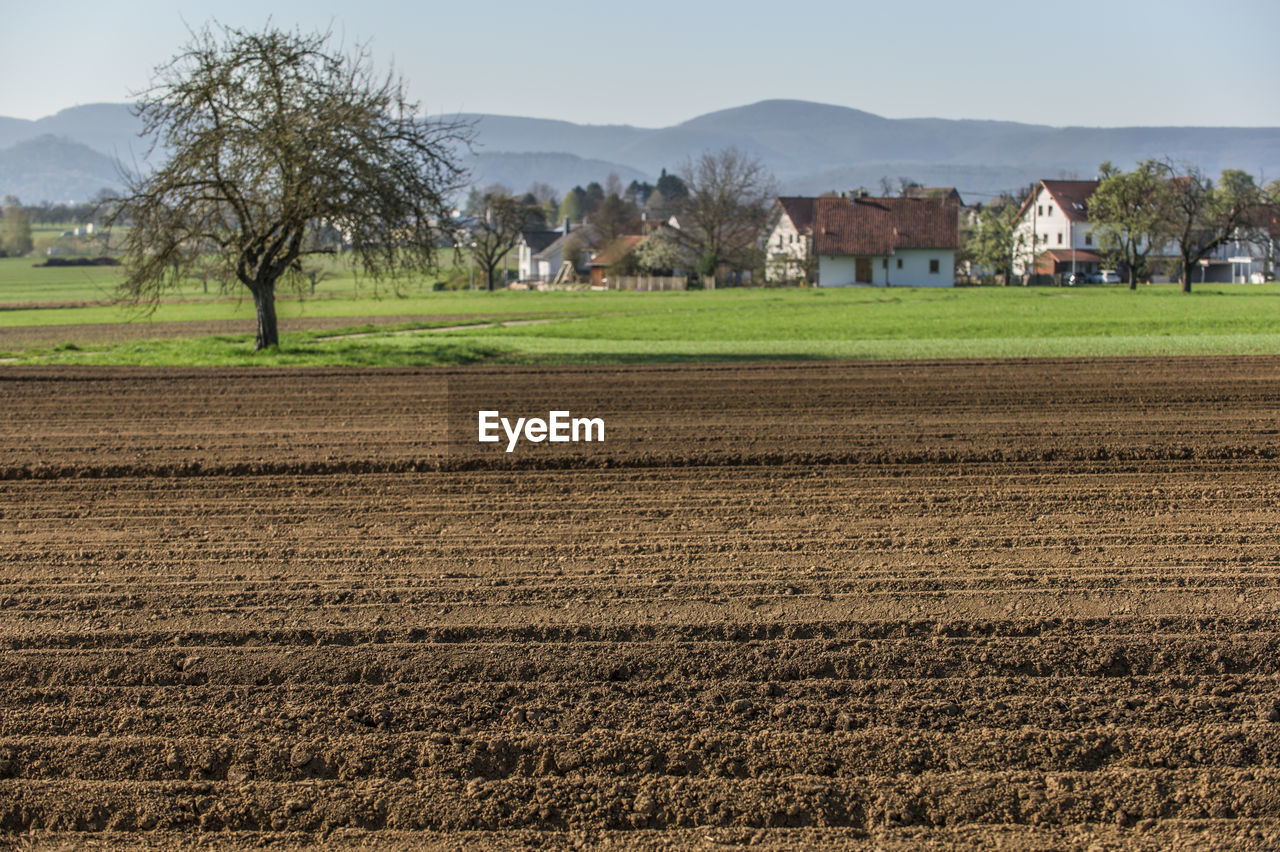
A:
[1064,272,1086,286]
[1090,270,1121,284]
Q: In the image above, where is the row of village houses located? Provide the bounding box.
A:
[516,180,1280,288]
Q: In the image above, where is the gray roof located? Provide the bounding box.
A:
[533,223,600,261]
[520,229,561,253]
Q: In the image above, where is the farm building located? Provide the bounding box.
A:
[813,195,958,287]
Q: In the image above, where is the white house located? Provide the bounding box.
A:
[813,195,958,287]
[763,197,816,283]
[1012,180,1102,279]
[516,228,563,282]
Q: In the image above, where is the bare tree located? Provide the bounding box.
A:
[671,148,777,287]
[468,192,541,290]
[106,22,472,349]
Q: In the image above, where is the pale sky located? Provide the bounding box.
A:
[4,0,1278,127]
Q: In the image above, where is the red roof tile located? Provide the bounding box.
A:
[776,197,816,232]
[1245,203,1280,239]
[813,196,957,256]
[1038,249,1105,263]
[588,235,646,267]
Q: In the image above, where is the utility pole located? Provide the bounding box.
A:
[1069,213,1075,283]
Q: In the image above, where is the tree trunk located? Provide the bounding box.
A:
[251,282,279,350]
[1181,259,1192,293]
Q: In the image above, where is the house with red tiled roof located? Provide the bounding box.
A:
[812,195,958,287]
[764,197,817,283]
[1012,179,1103,280]
[587,234,647,287]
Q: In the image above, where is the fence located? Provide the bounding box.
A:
[607,276,687,291]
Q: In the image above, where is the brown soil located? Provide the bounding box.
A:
[2,357,1280,849]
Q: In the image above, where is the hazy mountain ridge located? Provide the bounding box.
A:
[3,99,1277,202]
[0,135,121,203]
[470,152,647,195]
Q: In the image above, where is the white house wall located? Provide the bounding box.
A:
[765,215,808,282]
[817,256,860,287]
[1013,186,1096,273]
[518,245,532,281]
[818,250,955,287]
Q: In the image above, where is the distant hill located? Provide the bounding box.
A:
[471,152,646,194]
[2,99,1278,203]
[0,104,152,164]
[0,135,121,203]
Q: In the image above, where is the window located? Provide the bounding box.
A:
[1084,233,1092,246]
[1037,205,1043,216]
[882,258,888,268]
[1057,233,1063,244]
[896,258,903,269]
[1047,205,1054,216]
[929,259,940,274]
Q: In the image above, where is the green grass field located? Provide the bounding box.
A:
[2,270,1278,366]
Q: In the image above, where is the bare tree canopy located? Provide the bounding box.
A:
[671,148,776,286]
[467,192,542,291]
[107,22,473,349]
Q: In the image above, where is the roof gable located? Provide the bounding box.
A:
[519,229,561,253]
[1018,180,1100,223]
[588,234,646,267]
[775,197,816,233]
[533,223,600,260]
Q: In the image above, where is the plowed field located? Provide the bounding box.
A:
[3,358,1280,849]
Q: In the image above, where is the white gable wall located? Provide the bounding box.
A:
[518,242,535,281]
[764,214,809,282]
